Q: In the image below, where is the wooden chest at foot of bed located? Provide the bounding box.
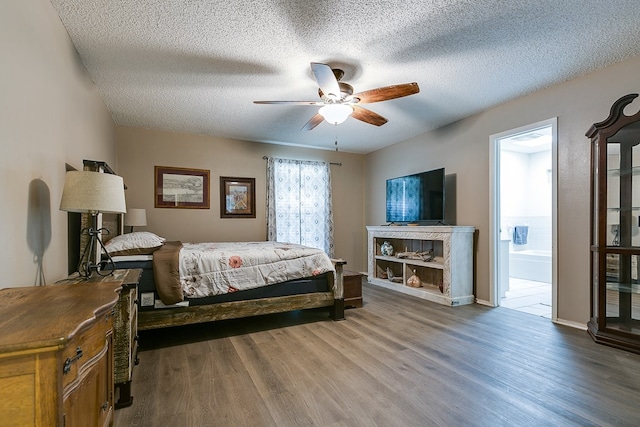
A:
[343,270,363,308]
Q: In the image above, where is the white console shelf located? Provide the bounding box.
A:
[367,225,475,306]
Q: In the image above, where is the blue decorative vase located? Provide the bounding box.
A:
[380,241,394,256]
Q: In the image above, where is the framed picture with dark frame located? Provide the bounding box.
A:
[220,177,256,218]
[155,166,210,209]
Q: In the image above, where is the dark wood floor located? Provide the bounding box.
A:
[115,282,640,426]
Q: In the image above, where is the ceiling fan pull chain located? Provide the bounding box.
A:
[334,123,339,152]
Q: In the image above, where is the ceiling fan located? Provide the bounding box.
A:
[254,62,420,131]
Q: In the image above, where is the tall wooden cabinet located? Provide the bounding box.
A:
[0,281,121,426]
[587,93,640,354]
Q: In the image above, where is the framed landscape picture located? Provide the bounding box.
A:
[155,166,210,209]
[220,177,255,218]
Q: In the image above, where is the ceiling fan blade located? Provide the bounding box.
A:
[301,113,325,131]
[311,62,341,99]
[353,82,419,104]
[351,105,388,126]
[254,100,324,105]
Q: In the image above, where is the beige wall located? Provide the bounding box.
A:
[115,126,366,272]
[0,0,115,287]
[365,55,640,326]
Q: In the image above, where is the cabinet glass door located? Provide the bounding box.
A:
[605,124,640,334]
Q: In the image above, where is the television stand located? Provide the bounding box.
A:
[367,225,475,306]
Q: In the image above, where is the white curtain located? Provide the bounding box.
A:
[266,157,334,257]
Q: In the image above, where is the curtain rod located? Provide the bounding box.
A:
[262,156,341,166]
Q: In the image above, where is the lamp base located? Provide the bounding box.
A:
[77,215,116,279]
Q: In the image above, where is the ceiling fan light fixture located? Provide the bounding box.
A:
[319,104,353,125]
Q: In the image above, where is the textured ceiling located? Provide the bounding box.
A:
[50,0,640,154]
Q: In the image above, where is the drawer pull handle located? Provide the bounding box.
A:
[101,402,109,411]
[63,347,83,374]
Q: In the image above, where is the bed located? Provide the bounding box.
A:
[103,232,346,330]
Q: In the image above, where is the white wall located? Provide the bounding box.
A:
[0,0,115,287]
[500,151,530,217]
[365,54,640,325]
[528,151,553,217]
[501,149,552,251]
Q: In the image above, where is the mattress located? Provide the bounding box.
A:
[111,258,331,311]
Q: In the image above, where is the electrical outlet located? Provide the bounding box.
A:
[140,292,154,307]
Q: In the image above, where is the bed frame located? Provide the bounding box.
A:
[131,259,346,330]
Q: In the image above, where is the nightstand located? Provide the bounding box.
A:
[112,269,141,408]
[343,270,363,308]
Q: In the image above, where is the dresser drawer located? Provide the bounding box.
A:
[61,310,113,389]
[62,333,113,427]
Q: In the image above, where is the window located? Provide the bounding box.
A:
[266,157,334,256]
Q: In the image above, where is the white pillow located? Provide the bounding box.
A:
[104,231,166,255]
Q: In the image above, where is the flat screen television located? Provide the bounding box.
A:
[386,168,445,224]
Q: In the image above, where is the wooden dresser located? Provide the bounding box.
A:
[0,280,122,427]
[56,269,142,409]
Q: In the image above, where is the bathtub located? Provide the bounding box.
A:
[509,249,552,283]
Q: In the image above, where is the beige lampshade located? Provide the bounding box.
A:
[60,171,127,214]
[124,208,147,227]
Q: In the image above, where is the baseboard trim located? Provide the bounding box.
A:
[553,318,588,330]
[475,299,587,330]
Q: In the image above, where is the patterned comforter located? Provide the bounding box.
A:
[178,241,335,299]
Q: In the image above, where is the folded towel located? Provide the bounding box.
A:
[513,225,528,245]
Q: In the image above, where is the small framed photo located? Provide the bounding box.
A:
[220,177,256,218]
[155,166,210,209]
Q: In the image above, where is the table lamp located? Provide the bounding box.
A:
[60,170,126,279]
[124,208,147,233]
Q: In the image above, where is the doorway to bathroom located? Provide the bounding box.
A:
[490,118,557,320]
